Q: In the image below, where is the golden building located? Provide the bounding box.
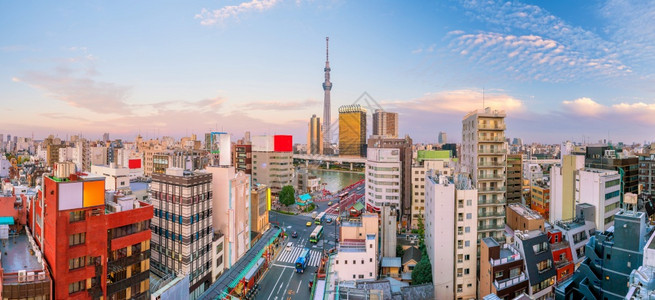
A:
[338,104,367,157]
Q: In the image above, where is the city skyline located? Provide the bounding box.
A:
[1,1,655,144]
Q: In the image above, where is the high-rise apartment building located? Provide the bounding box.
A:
[338,105,367,157]
[251,135,293,196]
[506,154,523,204]
[584,145,639,194]
[365,148,401,212]
[372,109,398,138]
[368,135,413,226]
[307,114,323,155]
[425,171,477,299]
[150,169,213,300]
[33,165,153,300]
[639,154,655,198]
[461,108,507,241]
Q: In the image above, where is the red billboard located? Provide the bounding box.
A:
[128,159,142,169]
[273,135,293,152]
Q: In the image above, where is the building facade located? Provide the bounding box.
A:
[461,108,507,241]
[506,154,523,204]
[530,180,550,220]
[410,158,452,228]
[479,238,529,299]
[549,155,585,224]
[576,168,621,231]
[250,184,270,236]
[372,109,398,138]
[365,148,401,212]
[150,169,213,300]
[307,114,323,155]
[338,105,367,157]
[35,168,153,300]
[425,172,477,300]
[251,135,293,196]
[232,144,252,175]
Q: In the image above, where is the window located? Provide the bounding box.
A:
[353,260,356,264]
[69,233,86,246]
[466,213,472,220]
[69,256,85,270]
[465,227,470,233]
[69,210,85,223]
[370,258,373,262]
[495,271,503,278]
[69,280,86,294]
[466,200,472,206]
[532,241,548,254]
[536,259,552,272]
[358,274,364,279]
[465,241,470,247]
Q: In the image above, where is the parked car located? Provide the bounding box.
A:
[292,231,298,238]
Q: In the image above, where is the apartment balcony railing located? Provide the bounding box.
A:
[494,273,528,291]
[479,224,506,231]
[478,211,505,218]
[478,136,505,142]
[478,186,506,193]
[478,161,506,167]
[478,174,505,180]
[478,199,504,206]
[478,124,506,130]
[478,148,508,155]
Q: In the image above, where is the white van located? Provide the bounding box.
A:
[286,242,293,251]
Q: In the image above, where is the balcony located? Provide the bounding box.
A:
[478,124,506,130]
[478,161,505,168]
[479,224,505,231]
[108,250,151,273]
[478,136,505,142]
[478,148,507,155]
[478,211,505,218]
[494,273,528,291]
[478,174,505,181]
[478,186,506,193]
[478,199,504,206]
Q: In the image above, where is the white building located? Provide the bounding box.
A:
[331,213,379,282]
[212,233,225,282]
[411,159,453,228]
[576,168,621,231]
[461,108,507,241]
[90,164,130,191]
[425,171,477,300]
[0,157,10,178]
[90,146,108,166]
[207,165,251,269]
[365,148,401,211]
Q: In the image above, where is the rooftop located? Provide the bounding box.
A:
[130,181,149,192]
[381,257,402,268]
[483,237,499,247]
[508,203,543,220]
[0,233,44,273]
[338,240,367,252]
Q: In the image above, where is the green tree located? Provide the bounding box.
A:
[396,245,404,258]
[279,185,296,206]
[411,255,433,285]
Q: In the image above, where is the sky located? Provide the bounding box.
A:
[1,0,655,144]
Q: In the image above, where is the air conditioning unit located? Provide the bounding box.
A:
[27,271,35,281]
[37,272,46,280]
[36,252,42,263]
[18,270,27,282]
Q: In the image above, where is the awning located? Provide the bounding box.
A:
[0,217,14,225]
[244,258,266,281]
[351,202,364,211]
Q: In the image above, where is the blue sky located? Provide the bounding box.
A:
[1,0,654,144]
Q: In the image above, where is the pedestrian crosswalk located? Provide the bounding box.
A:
[298,213,339,220]
[276,246,323,267]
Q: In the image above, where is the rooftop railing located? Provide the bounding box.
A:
[494,273,527,290]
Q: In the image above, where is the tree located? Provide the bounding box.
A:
[396,245,404,258]
[279,185,296,206]
[411,255,433,285]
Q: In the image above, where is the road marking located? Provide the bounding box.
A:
[280,269,294,299]
[278,282,284,293]
[271,264,295,268]
[296,280,302,294]
[267,267,290,300]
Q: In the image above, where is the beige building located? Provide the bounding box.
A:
[251,183,270,236]
[411,159,453,228]
[506,203,545,232]
[461,108,507,241]
[372,109,398,138]
[251,135,294,196]
[207,166,251,269]
[549,155,585,223]
[425,171,477,300]
[332,213,379,281]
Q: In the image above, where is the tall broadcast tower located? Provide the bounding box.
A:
[322,36,332,149]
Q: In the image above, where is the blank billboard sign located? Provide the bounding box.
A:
[273,135,293,152]
[128,159,141,169]
[83,180,105,207]
[58,182,83,211]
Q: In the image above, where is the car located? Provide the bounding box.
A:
[326,218,332,224]
[292,231,298,238]
[306,221,312,227]
[328,201,333,206]
[286,242,293,251]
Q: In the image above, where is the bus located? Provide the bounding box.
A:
[295,248,311,273]
[315,212,326,224]
[309,225,323,243]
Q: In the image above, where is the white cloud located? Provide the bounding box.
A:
[384,89,523,114]
[195,0,280,25]
[562,97,608,117]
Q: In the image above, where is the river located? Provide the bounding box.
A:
[306,168,364,193]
